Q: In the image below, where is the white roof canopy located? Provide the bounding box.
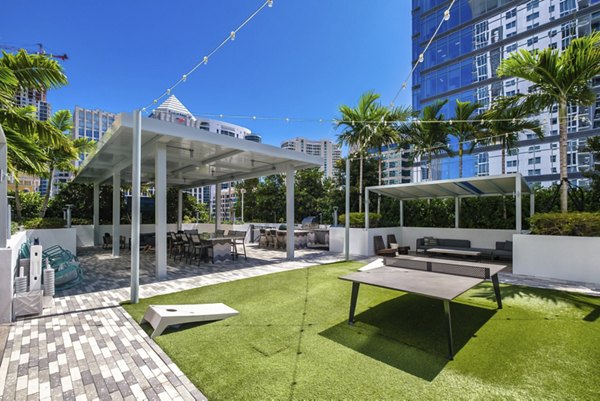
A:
[74,113,322,188]
[367,174,531,201]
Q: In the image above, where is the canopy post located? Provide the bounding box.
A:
[215,183,221,232]
[454,196,460,229]
[365,189,370,230]
[345,158,350,261]
[0,124,7,249]
[177,190,183,231]
[155,142,167,279]
[286,167,295,259]
[93,183,100,246]
[516,175,522,232]
[112,168,120,258]
[399,200,404,227]
[130,110,141,304]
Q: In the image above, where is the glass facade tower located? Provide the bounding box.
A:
[412,0,600,185]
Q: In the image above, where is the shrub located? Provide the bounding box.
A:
[71,218,92,225]
[339,213,381,228]
[530,212,600,237]
[22,217,66,229]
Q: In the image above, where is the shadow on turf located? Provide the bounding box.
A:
[319,294,496,381]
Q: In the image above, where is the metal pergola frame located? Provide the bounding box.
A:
[74,111,322,303]
[364,173,533,231]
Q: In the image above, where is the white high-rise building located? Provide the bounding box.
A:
[281,137,341,178]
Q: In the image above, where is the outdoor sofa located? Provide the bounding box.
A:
[416,237,513,260]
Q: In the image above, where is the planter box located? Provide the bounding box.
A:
[513,234,600,285]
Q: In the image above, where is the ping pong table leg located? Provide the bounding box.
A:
[491,274,503,309]
[443,300,454,360]
[348,282,360,325]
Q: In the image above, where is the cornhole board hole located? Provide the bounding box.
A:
[141,303,239,338]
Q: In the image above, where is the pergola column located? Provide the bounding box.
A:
[177,190,183,231]
[112,168,120,257]
[155,142,167,279]
[93,183,100,246]
[515,174,522,232]
[215,183,221,232]
[0,124,7,248]
[345,158,350,261]
[365,189,370,229]
[286,167,295,259]
[130,110,142,304]
[399,200,404,227]
[454,196,460,228]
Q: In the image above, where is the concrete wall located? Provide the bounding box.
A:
[513,234,600,285]
[329,226,515,257]
[0,231,27,323]
[27,228,77,255]
[400,227,517,251]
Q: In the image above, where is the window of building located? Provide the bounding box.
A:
[505,43,518,53]
[507,160,518,168]
[561,21,577,49]
[474,21,489,49]
[528,157,541,165]
[527,36,539,46]
[551,155,557,163]
[506,21,516,30]
[528,169,541,176]
[527,0,540,11]
[526,12,540,21]
[559,0,576,17]
[528,145,541,153]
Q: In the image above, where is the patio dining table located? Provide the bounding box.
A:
[199,235,233,263]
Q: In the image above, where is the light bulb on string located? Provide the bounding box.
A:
[267,0,273,7]
[166,89,171,95]
[182,74,187,82]
[230,31,236,41]
[418,53,424,63]
[444,9,450,21]
[203,56,209,65]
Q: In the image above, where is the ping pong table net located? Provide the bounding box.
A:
[384,258,491,279]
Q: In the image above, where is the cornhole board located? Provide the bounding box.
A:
[140,303,239,338]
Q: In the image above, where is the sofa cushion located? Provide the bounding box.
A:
[439,239,470,248]
[423,237,437,246]
[504,241,513,251]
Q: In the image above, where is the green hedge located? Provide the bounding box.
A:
[22,218,67,229]
[339,213,381,228]
[530,212,600,237]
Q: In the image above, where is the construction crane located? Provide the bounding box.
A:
[0,43,68,61]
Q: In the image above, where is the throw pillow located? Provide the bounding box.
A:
[423,237,433,246]
[429,238,438,246]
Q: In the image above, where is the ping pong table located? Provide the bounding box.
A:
[339,255,505,359]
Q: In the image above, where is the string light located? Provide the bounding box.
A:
[141,0,273,111]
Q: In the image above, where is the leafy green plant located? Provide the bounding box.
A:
[339,213,381,228]
[530,212,600,237]
[22,217,66,229]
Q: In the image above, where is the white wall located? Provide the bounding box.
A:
[329,226,515,257]
[0,231,27,323]
[330,227,401,256]
[27,228,77,256]
[400,227,516,250]
[513,234,600,285]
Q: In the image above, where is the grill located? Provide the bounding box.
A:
[301,216,319,229]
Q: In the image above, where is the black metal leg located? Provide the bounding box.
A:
[443,300,454,360]
[348,282,360,325]
[492,274,503,309]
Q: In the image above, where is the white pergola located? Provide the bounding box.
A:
[74,111,322,303]
[364,173,533,231]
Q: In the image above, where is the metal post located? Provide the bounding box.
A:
[66,204,73,228]
[215,183,221,232]
[515,174,522,232]
[345,158,350,261]
[364,189,370,230]
[0,124,7,249]
[155,142,167,279]
[93,183,100,246]
[131,110,142,304]
[286,167,295,259]
[454,196,460,229]
[177,190,183,231]
[240,188,246,222]
[399,200,404,227]
[112,168,120,258]
[530,191,535,218]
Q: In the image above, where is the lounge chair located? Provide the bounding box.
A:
[374,235,397,257]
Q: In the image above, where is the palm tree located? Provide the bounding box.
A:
[363,104,413,213]
[449,100,483,177]
[497,31,600,212]
[480,102,544,174]
[399,99,453,181]
[0,50,68,169]
[336,91,382,213]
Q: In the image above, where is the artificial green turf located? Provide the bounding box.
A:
[123,262,600,401]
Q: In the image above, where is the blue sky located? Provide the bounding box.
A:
[1,1,412,148]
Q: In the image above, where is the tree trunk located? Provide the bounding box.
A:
[39,168,54,218]
[458,143,464,178]
[15,180,22,221]
[377,148,382,215]
[559,99,568,213]
[358,154,363,213]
